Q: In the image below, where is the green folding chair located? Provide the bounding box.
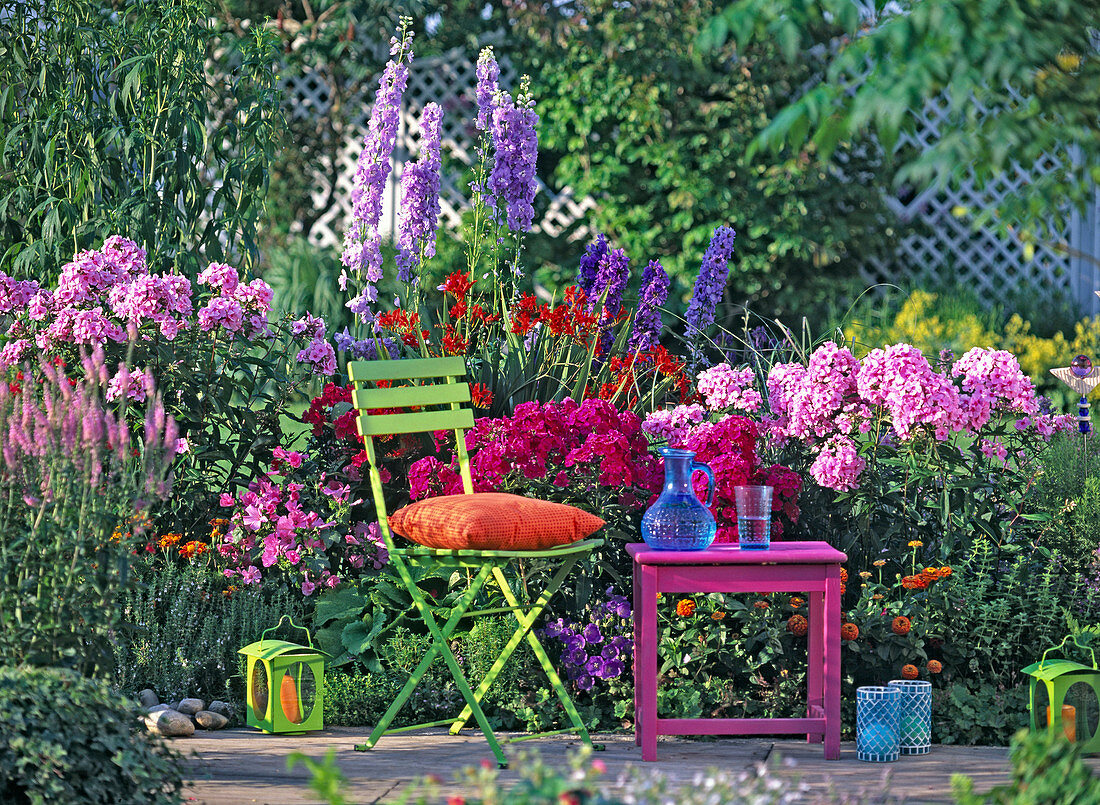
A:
[349,356,604,767]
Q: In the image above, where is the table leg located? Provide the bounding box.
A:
[639,564,659,761]
[633,557,641,747]
[807,588,824,744]
[824,564,841,760]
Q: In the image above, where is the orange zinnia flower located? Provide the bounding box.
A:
[892,616,911,636]
[901,575,930,591]
[753,600,769,609]
[787,615,808,636]
[789,596,805,609]
[676,599,696,617]
[927,660,943,674]
[901,664,919,680]
[711,611,726,621]
[841,623,859,641]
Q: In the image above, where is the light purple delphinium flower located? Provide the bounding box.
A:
[685,225,736,344]
[475,46,500,132]
[342,24,414,320]
[577,234,607,296]
[487,77,538,234]
[396,102,443,284]
[628,259,670,352]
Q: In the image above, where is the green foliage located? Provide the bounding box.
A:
[112,563,303,702]
[0,0,280,278]
[952,728,1100,804]
[711,0,1100,241]
[1030,437,1100,571]
[287,749,349,805]
[0,666,184,804]
[516,0,897,322]
[934,681,1030,747]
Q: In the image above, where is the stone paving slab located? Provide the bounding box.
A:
[180,727,1087,804]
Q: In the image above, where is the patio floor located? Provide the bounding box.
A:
[179,727,1083,804]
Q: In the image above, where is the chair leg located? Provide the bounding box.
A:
[448,559,577,735]
[360,559,505,764]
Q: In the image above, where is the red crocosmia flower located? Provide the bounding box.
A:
[470,383,493,409]
[440,271,473,298]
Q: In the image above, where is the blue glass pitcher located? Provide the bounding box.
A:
[641,447,717,550]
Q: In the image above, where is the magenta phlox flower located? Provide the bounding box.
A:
[296,337,337,376]
[857,343,964,440]
[396,102,444,283]
[810,436,866,491]
[0,272,42,315]
[953,347,1039,422]
[197,296,244,334]
[220,493,235,507]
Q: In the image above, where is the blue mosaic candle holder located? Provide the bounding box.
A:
[856,686,901,762]
[889,679,932,755]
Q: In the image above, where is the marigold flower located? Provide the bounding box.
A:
[178,540,208,560]
[873,559,887,567]
[840,582,847,595]
[711,611,726,621]
[788,615,809,636]
[753,600,769,609]
[789,596,805,609]
[901,664,919,680]
[908,540,924,548]
[159,533,182,549]
[939,566,953,578]
[839,568,848,583]
[872,594,884,600]
[841,622,859,641]
[892,616,911,636]
[927,660,943,674]
[676,599,696,617]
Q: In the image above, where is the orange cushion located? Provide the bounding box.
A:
[387,492,605,551]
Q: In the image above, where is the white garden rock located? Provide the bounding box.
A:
[177,698,205,715]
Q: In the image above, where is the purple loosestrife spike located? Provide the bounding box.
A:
[629,259,670,352]
[342,24,414,317]
[578,235,607,296]
[396,102,444,284]
[685,225,736,344]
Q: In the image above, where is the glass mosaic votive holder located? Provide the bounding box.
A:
[888,679,932,754]
[856,686,901,762]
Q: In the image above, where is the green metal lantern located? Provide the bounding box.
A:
[1022,635,1100,753]
[239,616,326,734]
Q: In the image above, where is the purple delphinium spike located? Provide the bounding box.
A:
[685,225,736,343]
[487,77,539,234]
[396,102,444,284]
[342,24,414,317]
[591,246,630,352]
[578,234,607,296]
[628,259,670,352]
[475,47,500,132]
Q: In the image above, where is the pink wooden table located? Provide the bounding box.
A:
[629,541,846,761]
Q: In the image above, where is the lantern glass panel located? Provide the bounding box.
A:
[1033,679,1050,730]
[279,660,317,725]
[1065,681,1100,742]
[251,661,270,720]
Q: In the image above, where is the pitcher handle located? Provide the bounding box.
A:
[691,461,716,507]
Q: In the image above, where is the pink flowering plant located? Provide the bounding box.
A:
[737,339,1074,566]
[0,236,337,535]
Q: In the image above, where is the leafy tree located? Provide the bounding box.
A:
[705,0,1100,240]
[512,0,899,322]
[0,0,281,278]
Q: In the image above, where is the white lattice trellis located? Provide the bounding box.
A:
[282,44,595,254]
[860,95,1100,315]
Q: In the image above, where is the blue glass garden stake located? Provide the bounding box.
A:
[641,447,716,551]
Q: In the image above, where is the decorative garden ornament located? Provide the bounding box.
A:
[641,447,716,550]
[1051,351,1100,481]
[1022,634,1100,753]
[239,616,326,734]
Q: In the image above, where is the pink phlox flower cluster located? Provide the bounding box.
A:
[0,273,41,315]
[857,344,964,440]
[979,438,1008,462]
[293,314,335,376]
[55,235,148,307]
[197,263,273,337]
[107,273,193,340]
[0,339,30,370]
[953,347,1039,427]
[696,363,762,413]
[783,342,866,441]
[641,404,706,447]
[106,365,148,403]
[809,436,865,492]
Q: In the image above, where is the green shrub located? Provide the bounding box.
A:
[112,564,302,702]
[0,666,183,804]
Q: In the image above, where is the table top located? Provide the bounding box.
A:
[627,541,846,565]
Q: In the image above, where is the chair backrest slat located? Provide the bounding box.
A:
[348,356,466,383]
[352,383,471,411]
[357,408,474,437]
